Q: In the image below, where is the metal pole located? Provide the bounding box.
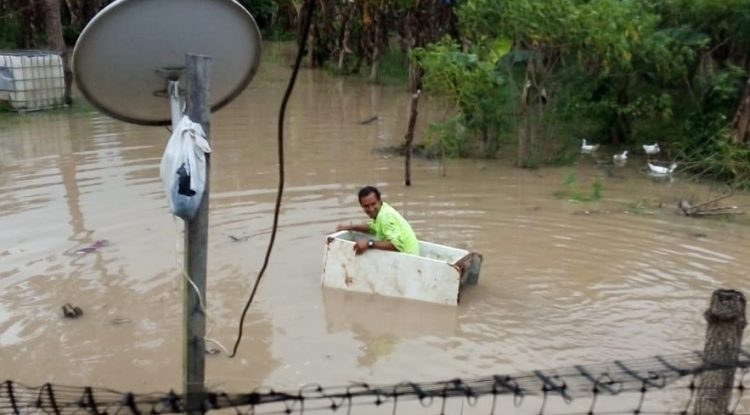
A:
[694,289,747,415]
[169,80,182,130]
[183,54,211,415]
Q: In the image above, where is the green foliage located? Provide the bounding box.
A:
[591,179,603,200]
[458,0,576,48]
[411,0,750,185]
[659,0,750,43]
[554,172,603,202]
[676,127,750,188]
[0,17,21,49]
[238,0,285,38]
[573,0,659,74]
[0,100,14,115]
[423,115,469,158]
[375,48,410,86]
[62,25,80,46]
[670,64,749,187]
[414,38,509,157]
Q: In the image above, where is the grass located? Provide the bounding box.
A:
[624,200,657,215]
[373,48,410,86]
[0,99,98,131]
[554,171,603,202]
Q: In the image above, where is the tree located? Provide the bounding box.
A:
[44,0,72,105]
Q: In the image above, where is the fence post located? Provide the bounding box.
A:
[694,289,747,415]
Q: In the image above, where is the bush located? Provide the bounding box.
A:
[414,38,509,157]
[0,17,21,49]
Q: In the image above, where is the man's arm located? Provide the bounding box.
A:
[336,223,370,233]
[353,239,397,255]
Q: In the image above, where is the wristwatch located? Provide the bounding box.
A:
[367,239,375,248]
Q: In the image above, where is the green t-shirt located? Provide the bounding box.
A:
[368,201,420,255]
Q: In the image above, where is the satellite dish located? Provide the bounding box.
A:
[72,0,262,126]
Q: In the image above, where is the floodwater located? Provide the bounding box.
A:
[1,43,750,412]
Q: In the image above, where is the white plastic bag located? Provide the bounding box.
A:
[159,115,212,220]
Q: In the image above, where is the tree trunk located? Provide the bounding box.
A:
[368,20,381,82]
[84,0,108,22]
[517,66,533,167]
[368,0,387,83]
[337,1,356,72]
[308,19,316,68]
[517,110,530,167]
[732,77,750,144]
[369,50,380,82]
[404,90,421,186]
[65,0,108,31]
[63,0,79,29]
[320,0,336,62]
[20,2,42,48]
[44,0,72,105]
[43,0,64,54]
[405,9,422,93]
[614,80,632,144]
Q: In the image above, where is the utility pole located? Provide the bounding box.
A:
[183,53,211,415]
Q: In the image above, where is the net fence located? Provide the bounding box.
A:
[3,350,750,414]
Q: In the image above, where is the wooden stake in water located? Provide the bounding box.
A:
[404,89,420,186]
[183,53,211,415]
[695,289,747,415]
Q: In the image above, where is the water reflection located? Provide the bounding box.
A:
[322,288,458,367]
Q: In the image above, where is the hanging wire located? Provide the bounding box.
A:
[229,0,316,358]
[169,217,231,356]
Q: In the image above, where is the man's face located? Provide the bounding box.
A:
[359,192,381,219]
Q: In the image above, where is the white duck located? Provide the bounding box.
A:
[613,150,628,166]
[647,162,677,175]
[642,143,660,155]
[581,139,599,153]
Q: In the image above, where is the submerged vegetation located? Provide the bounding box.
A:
[554,172,604,203]
[1,0,749,186]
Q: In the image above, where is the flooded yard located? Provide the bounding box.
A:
[1,44,749,400]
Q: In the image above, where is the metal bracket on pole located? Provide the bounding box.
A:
[168,80,182,130]
[154,66,185,129]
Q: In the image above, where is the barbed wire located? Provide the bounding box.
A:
[3,350,750,414]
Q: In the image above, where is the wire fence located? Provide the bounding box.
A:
[3,349,750,415]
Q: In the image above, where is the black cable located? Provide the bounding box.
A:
[229,0,316,358]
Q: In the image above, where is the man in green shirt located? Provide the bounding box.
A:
[336,186,420,256]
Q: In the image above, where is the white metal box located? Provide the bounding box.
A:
[321,231,482,306]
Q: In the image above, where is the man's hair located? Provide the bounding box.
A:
[358,186,381,202]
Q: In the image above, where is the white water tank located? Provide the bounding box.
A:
[0,50,66,111]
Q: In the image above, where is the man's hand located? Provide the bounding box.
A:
[353,240,369,255]
[336,223,350,232]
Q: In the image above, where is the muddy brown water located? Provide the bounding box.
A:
[1,45,750,408]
